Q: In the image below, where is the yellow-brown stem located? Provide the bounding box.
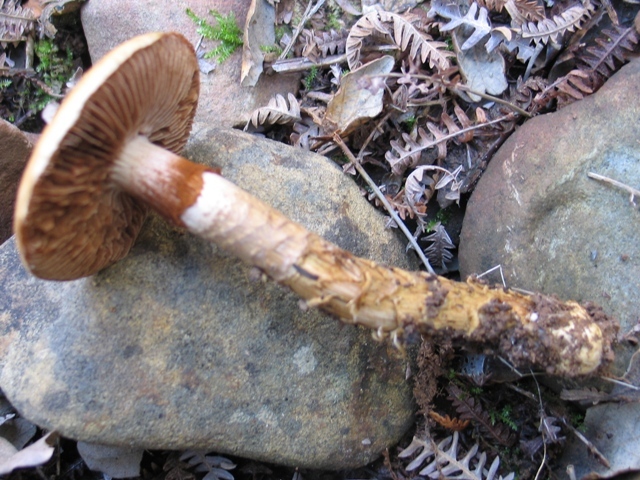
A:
[180,172,616,377]
[283,235,615,376]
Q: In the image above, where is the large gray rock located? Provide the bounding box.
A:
[459,58,640,350]
[0,129,417,470]
[0,119,33,245]
[81,0,300,128]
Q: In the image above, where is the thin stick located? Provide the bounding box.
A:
[600,376,640,391]
[333,134,436,274]
[278,0,326,61]
[588,172,639,207]
[561,418,611,468]
[531,372,548,480]
[378,72,532,118]
[393,115,514,165]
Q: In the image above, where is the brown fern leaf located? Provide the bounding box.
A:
[429,411,470,431]
[385,108,488,175]
[245,93,301,130]
[422,222,456,270]
[346,10,454,71]
[314,29,348,57]
[385,126,445,176]
[476,0,508,13]
[578,25,639,84]
[504,0,545,25]
[447,384,517,447]
[0,0,36,45]
[520,1,595,45]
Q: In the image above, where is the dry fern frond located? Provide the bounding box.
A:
[577,24,639,84]
[430,1,492,50]
[423,222,456,270]
[398,431,515,480]
[520,1,595,45]
[504,0,546,25]
[245,93,301,131]
[523,69,592,110]
[0,0,36,45]
[429,411,471,431]
[448,384,517,446]
[385,108,490,175]
[179,451,236,480]
[405,165,437,207]
[476,0,508,13]
[314,29,348,57]
[346,10,454,70]
[299,28,348,61]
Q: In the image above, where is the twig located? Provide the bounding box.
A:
[560,418,611,468]
[393,114,515,165]
[272,53,347,73]
[476,264,507,287]
[600,376,640,391]
[531,372,548,480]
[505,383,538,402]
[333,133,436,274]
[378,72,532,118]
[588,172,639,208]
[278,0,326,61]
[357,111,393,162]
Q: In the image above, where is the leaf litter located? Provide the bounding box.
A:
[239,0,640,477]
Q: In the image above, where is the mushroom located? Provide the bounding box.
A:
[14,32,616,376]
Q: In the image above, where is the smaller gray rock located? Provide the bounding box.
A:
[0,119,33,244]
[0,128,416,470]
[459,59,640,367]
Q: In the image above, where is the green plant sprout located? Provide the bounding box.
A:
[402,114,417,132]
[326,9,342,30]
[12,39,76,125]
[35,39,74,90]
[186,8,243,63]
[259,44,282,55]
[490,404,519,431]
[425,209,451,232]
[303,65,319,90]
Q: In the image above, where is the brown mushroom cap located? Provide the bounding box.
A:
[14,32,200,280]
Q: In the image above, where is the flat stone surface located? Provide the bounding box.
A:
[0,119,33,245]
[0,129,417,469]
[81,0,300,128]
[459,58,640,346]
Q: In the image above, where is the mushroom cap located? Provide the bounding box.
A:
[14,32,200,280]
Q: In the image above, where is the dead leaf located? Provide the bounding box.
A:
[335,0,362,15]
[77,441,144,478]
[241,0,276,87]
[452,28,507,101]
[0,431,57,475]
[0,417,37,450]
[323,55,394,135]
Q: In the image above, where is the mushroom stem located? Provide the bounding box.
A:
[111,135,216,226]
[190,181,611,375]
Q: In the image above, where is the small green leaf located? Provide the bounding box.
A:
[186,8,243,63]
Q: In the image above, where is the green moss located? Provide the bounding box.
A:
[186,8,243,63]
